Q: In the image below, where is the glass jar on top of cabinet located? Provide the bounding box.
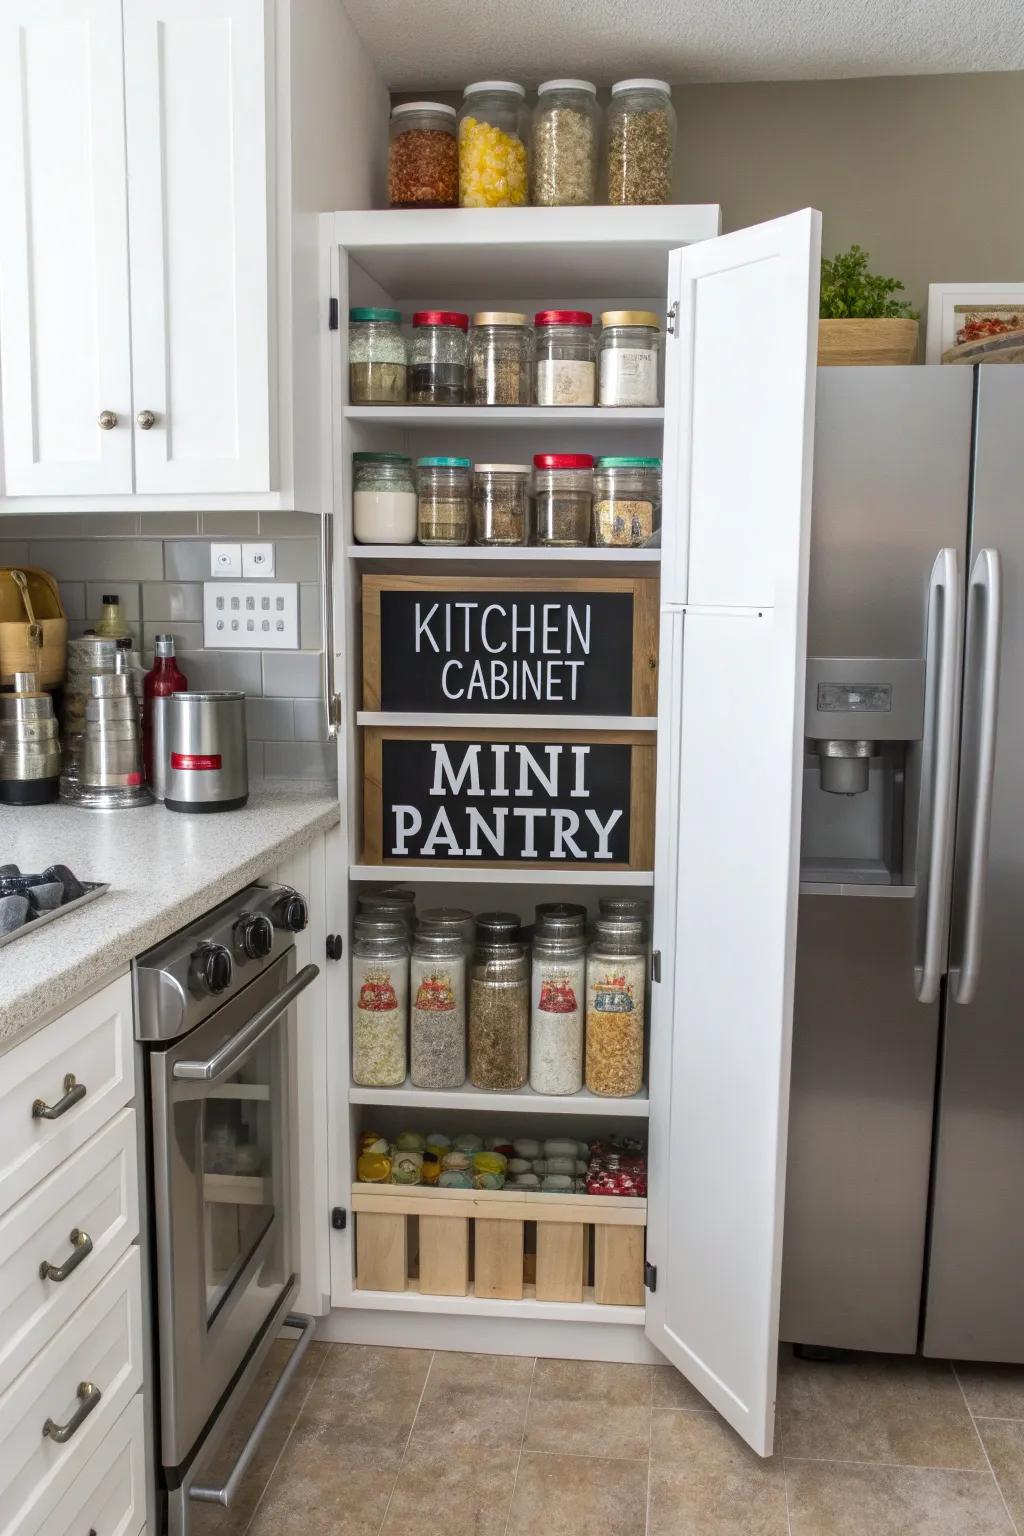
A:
[388,102,458,208]
[472,463,531,545]
[408,311,469,405]
[351,916,409,1087]
[533,453,593,547]
[607,79,675,205]
[534,310,596,406]
[348,308,406,404]
[458,81,529,207]
[585,914,645,1097]
[416,456,472,545]
[469,912,529,1091]
[593,456,662,546]
[410,928,467,1090]
[468,313,533,406]
[352,453,417,545]
[531,911,587,1095]
[598,311,661,406]
[531,79,599,206]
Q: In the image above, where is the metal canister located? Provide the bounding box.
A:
[0,672,61,805]
[165,692,248,813]
[74,672,151,810]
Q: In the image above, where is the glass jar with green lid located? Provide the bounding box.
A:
[593,456,661,547]
[416,457,472,545]
[352,453,416,545]
[348,308,406,404]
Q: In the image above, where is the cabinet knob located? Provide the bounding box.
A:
[97,410,118,431]
[137,409,156,430]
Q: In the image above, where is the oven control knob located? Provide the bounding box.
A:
[273,892,308,933]
[237,913,274,960]
[196,943,232,995]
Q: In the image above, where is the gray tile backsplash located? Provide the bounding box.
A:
[262,650,321,699]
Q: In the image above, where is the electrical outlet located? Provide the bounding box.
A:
[210,543,242,578]
[203,582,299,649]
[242,542,275,578]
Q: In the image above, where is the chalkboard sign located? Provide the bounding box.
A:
[363,727,656,869]
[362,576,658,717]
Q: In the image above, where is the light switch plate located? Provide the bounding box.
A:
[210,542,242,578]
[242,542,275,578]
[203,582,299,649]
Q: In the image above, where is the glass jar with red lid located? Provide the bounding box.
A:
[534,311,596,406]
[533,452,594,546]
[408,311,469,405]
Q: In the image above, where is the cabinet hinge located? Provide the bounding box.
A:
[331,1206,347,1231]
[644,1261,657,1293]
[666,301,679,336]
[326,934,343,961]
[328,297,339,331]
[651,949,662,984]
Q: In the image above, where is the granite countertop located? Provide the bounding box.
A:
[0,781,340,1047]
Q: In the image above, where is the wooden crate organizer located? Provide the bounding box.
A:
[352,1183,647,1306]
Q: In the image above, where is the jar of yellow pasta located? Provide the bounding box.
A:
[458,81,529,207]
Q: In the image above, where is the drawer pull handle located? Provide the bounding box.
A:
[39,1228,93,1283]
[42,1381,101,1443]
[32,1073,87,1120]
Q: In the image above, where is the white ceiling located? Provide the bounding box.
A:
[343,0,1020,87]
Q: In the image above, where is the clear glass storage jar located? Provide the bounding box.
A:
[416,456,472,545]
[418,906,476,950]
[531,79,599,206]
[408,310,469,405]
[348,308,406,404]
[410,928,467,1089]
[585,915,646,1097]
[468,312,533,405]
[593,456,662,547]
[598,311,661,406]
[530,912,587,1095]
[534,310,596,406]
[352,453,417,545]
[352,916,409,1087]
[357,887,417,933]
[469,912,529,1091]
[533,453,593,547]
[388,101,458,209]
[472,463,531,546]
[458,81,529,207]
[607,79,675,205]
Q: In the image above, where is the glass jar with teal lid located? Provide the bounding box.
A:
[593,456,662,547]
[348,307,406,404]
[416,456,472,546]
[352,452,416,544]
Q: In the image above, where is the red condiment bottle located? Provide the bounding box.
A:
[143,634,188,794]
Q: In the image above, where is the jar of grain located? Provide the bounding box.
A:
[530,912,586,1095]
[598,312,661,407]
[410,928,467,1089]
[593,456,662,547]
[534,310,596,406]
[416,456,472,545]
[469,912,529,1091]
[472,463,531,545]
[351,916,410,1087]
[409,311,469,405]
[388,102,458,208]
[607,79,675,205]
[458,82,529,207]
[348,308,406,404]
[468,313,533,406]
[585,915,645,1097]
[533,453,593,547]
[531,79,599,206]
[352,453,417,544]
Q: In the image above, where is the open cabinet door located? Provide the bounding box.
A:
[646,209,821,1456]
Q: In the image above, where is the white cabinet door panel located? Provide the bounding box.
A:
[32,1394,146,1536]
[0,0,132,495]
[124,0,271,494]
[647,210,820,1457]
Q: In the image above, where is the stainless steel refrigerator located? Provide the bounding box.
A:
[781,364,1023,1361]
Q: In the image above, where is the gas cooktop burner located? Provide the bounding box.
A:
[0,864,109,949]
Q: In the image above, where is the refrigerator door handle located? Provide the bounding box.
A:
[949,547,1003,1006]
[915,547,963,1004]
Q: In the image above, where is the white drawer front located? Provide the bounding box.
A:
[0,1247,143,1536]
[0,1109,140,1393]
[33,1394,147,1536]
[0,975,134,1215]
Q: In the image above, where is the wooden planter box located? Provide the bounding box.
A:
[352,1183,647,1306]
[818,318,919,367]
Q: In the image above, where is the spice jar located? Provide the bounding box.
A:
[533,453,593,547]
[351,916,409,1087]
[352,453,417,545]
[410,928,467,1089]
[348,308,406,404]
[531,79,599,207]
[469,912,529,1091]
[416,457,472,545]
[388,102,458,209]
[585,915,645,1097]
[607,79,675,205]
[593,456,662,547]
[534,310,596,406]
[357,887,417,934]
[531,912,586,1095]
[409,311,469,405]
[458,81,529,207]
[468,313,533,406]
[418,906,476,950]
[598,312,661,407]
[472,464,531,546]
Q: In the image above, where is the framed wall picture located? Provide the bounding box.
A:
[926,284,1024,365]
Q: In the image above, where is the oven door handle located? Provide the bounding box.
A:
[173,964,320,1083]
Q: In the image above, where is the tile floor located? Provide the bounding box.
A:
[192,1342,1024,1535]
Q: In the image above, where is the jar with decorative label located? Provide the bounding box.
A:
[585,915,645,1097]
[598,311,661,407]
[410,929,467,1089]
[534,310,596,406]
[531,912,586,1095]
[351,916,409,1087]
[593,456,662,547]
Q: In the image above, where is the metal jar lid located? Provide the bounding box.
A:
[475,911,522,943]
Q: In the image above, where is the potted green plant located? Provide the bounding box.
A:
[819,245,920,365]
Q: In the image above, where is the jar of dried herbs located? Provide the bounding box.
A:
[409,311,469,405]
[585,915,645,1097]
[468,313,533,406]
[416,456,472,545]
[388,102,458,209]
[410,928,467,1089]
[530,912,586,1095]
[534,310,596,406]
[348,308,406,404]
[533,453,593,547]
[472,463,531,545]
[531,79,599,207]
[351,916,409,1087]
[469,912,529,1091]
[593,456,662,547]
[607,79,675,205]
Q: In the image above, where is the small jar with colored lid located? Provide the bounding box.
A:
[408,311,469,405]
[598,311,661,406]
[593,456,662,547]
[472,464,531,546]
[388,102,458,209]
[468,313,533,405]
[416,457,472,545]
[534,311,596,406]
[458,82,529,207]
[348,309,406,404]
[352,453,417,545]
[533,453,593,547]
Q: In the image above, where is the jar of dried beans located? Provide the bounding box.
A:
[416,456,472,545]
[351,916,409,1087]
[388,102,458,209]
[607,79,675,205]
[530,912,586,1095]
[598,311,661,406]
[458,81,529,207]
[472,463,531,545]
[348,308,406,404]
[409,311,469,405]
[533,453,593,547]
[469,912,529,1091]
[531,79,599,206]
[410,928,467,1089]
[585,915,645,1097]
[468,312,533,405]
[593,456,662,547]
[534,310,596,406]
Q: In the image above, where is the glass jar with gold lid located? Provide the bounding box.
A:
[598,310,661,407]
[468,312,534,405]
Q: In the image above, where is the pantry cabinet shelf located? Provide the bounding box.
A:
[349,865,655,887]
[349,1082,650,1117]
[344,405,665,426]
[346,546,660,564]
[356,712,658,732]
